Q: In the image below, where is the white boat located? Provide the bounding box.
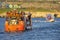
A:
[46,14,55,22]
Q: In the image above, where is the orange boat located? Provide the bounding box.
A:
[5,10,32,32]
[5,10,25,32]
[5,18,25,32]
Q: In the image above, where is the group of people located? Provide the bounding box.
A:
[6,9,32,26]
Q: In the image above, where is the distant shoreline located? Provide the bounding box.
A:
[0,11,60,18]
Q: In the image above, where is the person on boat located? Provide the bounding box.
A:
[6,12,10,21]
[6,11,12,21]
[26,12,32,26]
[20,11,25,21]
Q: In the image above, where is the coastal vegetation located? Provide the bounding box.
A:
[0,1,60,18]
[0,8,55,14]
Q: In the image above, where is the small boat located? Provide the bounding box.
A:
[46,14,55,22]
[5,17,25,32]
[5,10,32,32]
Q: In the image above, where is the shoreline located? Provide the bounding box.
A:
[0,12,60,18]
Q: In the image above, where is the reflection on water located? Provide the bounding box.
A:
[0,18,60,40]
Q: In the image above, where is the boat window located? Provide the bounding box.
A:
[9,19,18,25]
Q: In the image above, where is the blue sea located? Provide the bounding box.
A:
[0,18,60,40]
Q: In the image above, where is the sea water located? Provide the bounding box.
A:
[0,18,60,40]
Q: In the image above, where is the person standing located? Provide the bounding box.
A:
[28,12,32,26]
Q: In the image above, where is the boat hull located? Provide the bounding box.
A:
[5,21,25,32]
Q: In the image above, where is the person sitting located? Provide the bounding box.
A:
[20,11,25,21]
